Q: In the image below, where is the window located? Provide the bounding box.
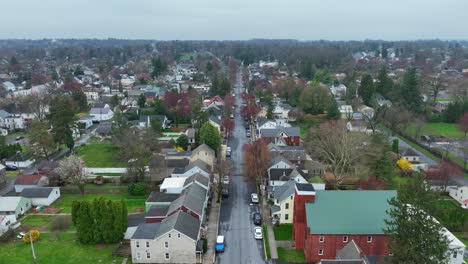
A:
[285,203,289,209]
[165,253,170,259]
[136,241,140,248]
[168,234,171,238]
[146,252,151,259]
[285,214,289,220]
[343,236,348,243]
[367,236,372,243]
[165,241,169,248]
[146,241,150,247]
[318,249,323,255]
[178,233,181,238]
[290,195,293,200]
[453,251,458,259]
[319,236,324,243]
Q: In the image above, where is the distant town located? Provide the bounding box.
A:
[0,39,467,264]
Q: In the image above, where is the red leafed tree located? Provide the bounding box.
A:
[31,73,51,86]
[458,113,468,139]
[222,118,235,135]
[63,80,82,90]
[243,140,270,187]
[431,160,463,189]
[137,73,152,84]
[357,177,387,190]
[241,105,259,120]
[223,94,235,116]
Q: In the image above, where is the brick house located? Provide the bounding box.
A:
[293,190,396,263]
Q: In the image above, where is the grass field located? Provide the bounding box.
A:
[0,233,122,264]
[75,144,126,168]
[53,193,146,213]
[291,116,326,138]
[405,122,463,138]
[273,224,293,241]
[277,247,306,263]
[61,184,129,195]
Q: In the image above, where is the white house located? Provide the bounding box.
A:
[171,160,210,178]
[0,110,25,130]
[77,116,94,129]
[273,103,292,119]
[330,83,347,97]
[0,197,32,220]
[400,148,420,163]
[90,106,114,122]
[20,187,61,206]
[0,214,17,236]
[2,81,16,92]
[444,226,466,264]
[449,186,468,208]
[339,105,353,119]
[160,178,187,194]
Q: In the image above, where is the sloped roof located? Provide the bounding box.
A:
[146,206,169,217]
[185,159,211,174]
[337,240,363,259]
[20,187,56,198]
[157,211,200,241]
[260,127,300,138]
[132,223,161,239]
[192,144,215,157]
[166,158,190,168]
[146,192,179,203]
[15,174,44,185]
[269,169,293,181]
[90,107,112,115]
[273,180,296,202]
[184,173,209,188]
[270,155,293,168]
[306,191,396,235]
[7,152,33,162]
[400,148,420,157]
[0,197,29,212]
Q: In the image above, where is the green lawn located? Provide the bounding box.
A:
[405,122,463,138]
[308,176,325,184]
[291,116,326,138]
[53,193,146,213]
[263,225,270,260]
[5,132,28,141]
[277,247,306,263]
[6,171,20,177]
[273,224,293,241]
[0,233,122,264]
[61,183,129,195]
[21,215,55,229]
[75,144,126,168]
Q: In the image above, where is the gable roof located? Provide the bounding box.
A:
[192,144,215,157]
[260,127,300,138]
[15,174,44,185]
[306,191,396,235]
[0,197,29,212]
[7,152,32,162]
[270,155,293,168]
[337,240,363,259]
[209,115,221,125]
[166,158,190,168]
[146,192,179,203]
[90,107,112,115]
[400,148,420,157]
[273,180,297,202]
[132,223,161,239]
[157,211,200,241]
[184,173,209,188]
[185,159,211,174]
[269,168,294,181]
[146,206,169,217]
[20,187,56,198]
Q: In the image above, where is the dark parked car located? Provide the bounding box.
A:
[253,212,262,225]
[222,188,229,198]
[5,164,18,171]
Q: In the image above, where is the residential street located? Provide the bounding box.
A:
[216,69,267,264]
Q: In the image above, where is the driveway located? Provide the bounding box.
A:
[216,69,266,264]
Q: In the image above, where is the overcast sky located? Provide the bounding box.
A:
[1,0,467,40]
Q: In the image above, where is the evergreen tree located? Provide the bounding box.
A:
[76,202,95,244]
[71,200,81,226]
[359,74,375,106]
[376,66,393,97]
[327,99,341,120]
[391,139,399,154]
[121,200,128,234]
[92,198,104,243]
[385,174,450,264]
[101,200,115,243]
[112,201,124,242]
[49,95,76,150]
[176,134,189,150]
[400,68,422,113]
[199,122,221,152]
[71,90,88,112]
[137,94,146,108]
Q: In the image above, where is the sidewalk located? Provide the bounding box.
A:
[202,195,221,264]
[261,199,278,260]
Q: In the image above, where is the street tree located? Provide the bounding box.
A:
[243,140,270,187]
[28,121,55,160]
[385,174,450,264]
[56,155,89,195]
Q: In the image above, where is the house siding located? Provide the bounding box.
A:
[293,193,315,250]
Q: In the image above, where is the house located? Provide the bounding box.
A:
[95,122,113,137]
[203,96,224,108]
[271,180,315,224]
[339,105,353,119]
[90,106,114,122]
[14,174,49,192]
[273,103,292,119]
[208,115,221,132]
[260,127,301,146]
[0,197,32,220]
[400,148,420,163]
[131,211,203,263]
[346,120,369,133]
[269,156,293,172]
[449,186,468,208]
[183,173,210,191]
[77,115,94,129]
[185,128,197,144]
[318,240,391,264]
[160,178,187,194]
[256,117,278,132]
[357,105,375,118]
[6,153,35,169]
[2,81,16,92]
[293,190,396,263]
[139,115,170,129]
[268,144,310,165]
[375,94,392,107]
[330,84,347,98]
[172,159,211,178]
[0,214,17,236]
[0,110,24,130]
[20,187,61,206]
[145,192,180,212]
[190,144,215,168]
[268,168,309,187]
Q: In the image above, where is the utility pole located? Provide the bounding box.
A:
[30,231,37,264]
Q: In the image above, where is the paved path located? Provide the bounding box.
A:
[216,68,266,264]
[261,201,278,259]
[202,190,221,264]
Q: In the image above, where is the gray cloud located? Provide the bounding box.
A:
[1,0,467,40]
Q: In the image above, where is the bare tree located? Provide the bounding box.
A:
[213,153,231,203]
[56,155,89,195]
[306,120,373,189]
[382,105,411,135]
[17,90,54,121]
[243,140,270,188]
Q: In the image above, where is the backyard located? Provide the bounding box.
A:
[53,193,146,213]
[75,144,126,168]
[273,224,293,241]
[277,247,306,263]
[405,122,463,139]
[0,233,122,264]
[290,116,326,138]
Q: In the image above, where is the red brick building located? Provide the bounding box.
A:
[293,190,396,263]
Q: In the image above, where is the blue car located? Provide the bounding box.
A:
[215,235,225,252]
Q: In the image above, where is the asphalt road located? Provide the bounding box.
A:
[216,69,267,264]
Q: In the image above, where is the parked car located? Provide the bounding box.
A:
[222,188,229,198]
[253,212,262,225]
[15,136,24,141]
[251,193,259,203]
[5,164,18,171]
[246,131,251,138]
[223,176,229,185]
[215,235,225,252]
[226,147,231,157]
[254,227,263,240]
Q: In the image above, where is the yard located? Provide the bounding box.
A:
[277,247,306,263]
[290,116,326,138]
[53,193,146,213]
[75,144,126,168]
[405,122,463,139]
[273,224,293,241]
[20,215,76,232]
[0,233,122,264]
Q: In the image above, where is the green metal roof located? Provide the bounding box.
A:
[305,190,396,235]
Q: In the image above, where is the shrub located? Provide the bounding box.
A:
[51,215,72,232]
[128,182,146,195]
[396,159,413,170]
[23,230,40,243]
